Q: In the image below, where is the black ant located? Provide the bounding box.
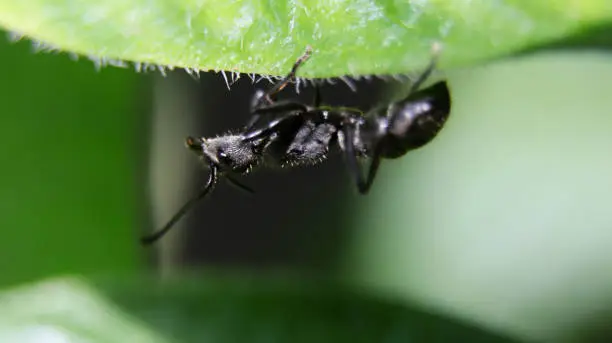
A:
[141,45,451,245]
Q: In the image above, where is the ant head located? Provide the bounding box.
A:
[185,135,260,174]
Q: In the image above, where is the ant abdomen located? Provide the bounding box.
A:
[379,81,451,159]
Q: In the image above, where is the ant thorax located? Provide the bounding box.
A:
[277,119,338,167]
[245,111,342,169]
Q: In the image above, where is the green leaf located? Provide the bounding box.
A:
[0,274,523,343]
[0,0,610,77]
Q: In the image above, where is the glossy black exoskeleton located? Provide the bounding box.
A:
[142,45,451,245]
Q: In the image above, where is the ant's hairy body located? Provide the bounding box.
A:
[142,46,451,245]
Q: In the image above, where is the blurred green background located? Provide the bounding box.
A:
[0,37,141,287]
[343,51,612,342]
[1,32,612,343]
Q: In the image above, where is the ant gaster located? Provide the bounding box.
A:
[142,45,451,245]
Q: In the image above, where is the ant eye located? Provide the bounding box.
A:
[216,149,237,167]
[217,150,230,161]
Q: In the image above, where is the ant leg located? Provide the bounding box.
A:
[252,46,313,110]
[252,101,309,116]
[246,90,269,130]
[261,46,312,101]
[243,110,302,142]
[342,125,382,194]
[250,89,268,110]
[244,100,310,134]
[408,43,442,94]
[251,75,318,129]
[141,164,218,245]
[225,174,255,194]
[244,103,330,143]
[362,150,382,194]
[247,47,313,130]
[250,78,317,124]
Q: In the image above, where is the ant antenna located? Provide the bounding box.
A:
[141,164,218,245]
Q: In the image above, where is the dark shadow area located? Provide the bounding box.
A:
[569,310,612,343]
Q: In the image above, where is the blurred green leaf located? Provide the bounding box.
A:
[0,36,141,287]
[0,274,523,343]
[0,1,611,77]
[341,51,612,342]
